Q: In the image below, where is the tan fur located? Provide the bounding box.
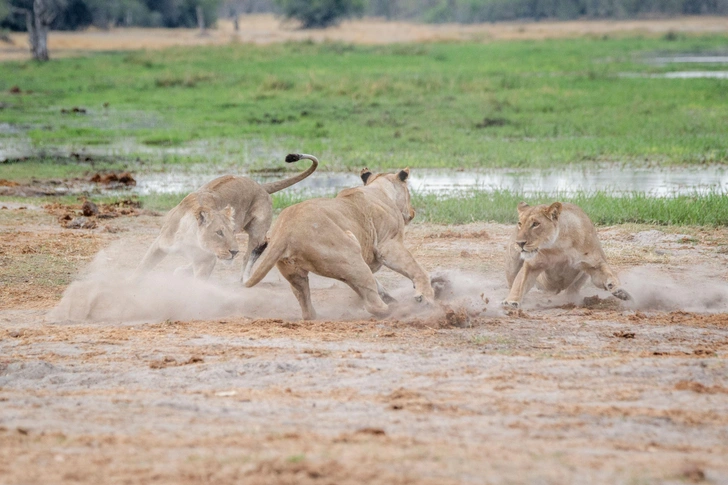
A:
[503,201,631,308]
[245,168,434,320]
[134,154,318,280]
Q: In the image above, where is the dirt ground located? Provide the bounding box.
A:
[1,198,727,484]
[2,15,728,61]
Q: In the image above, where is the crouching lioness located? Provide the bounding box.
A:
[503,201,631,308]
[134,154,318,281]
[244,168,435,320]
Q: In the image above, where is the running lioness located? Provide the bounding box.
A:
[245,167,434,320]
[134,154,318,281]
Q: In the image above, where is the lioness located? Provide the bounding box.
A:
[503,201,631,308]
[244,168,435,320]
[134,154,318,281]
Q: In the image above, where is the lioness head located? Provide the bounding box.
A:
[361,167,416,224]
[196,206,239,260]
[514,202,562,258]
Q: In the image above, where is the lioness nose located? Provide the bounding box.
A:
[230,250,239,257]
[517,241,526,249]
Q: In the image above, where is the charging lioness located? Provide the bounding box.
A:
[134,154,318,281]
[244,168,435,320]
[503,201,631,308]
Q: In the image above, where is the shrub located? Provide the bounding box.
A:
[275,0,364,28]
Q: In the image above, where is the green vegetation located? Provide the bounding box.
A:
[1,36,728,171]
[413,190,728,226]
[275,0,364,28]
[129,189,728,226]
[2,189,725,226]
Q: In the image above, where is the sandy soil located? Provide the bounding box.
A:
[2,15,728,61]
[1,198,727,484]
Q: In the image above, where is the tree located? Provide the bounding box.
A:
[6,0,65,61]
[274,0,364,28]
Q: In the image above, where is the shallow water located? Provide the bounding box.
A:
[621,70,728,79]
[646,55,728,64]
[132,165,728,197]
[656,71,728,79]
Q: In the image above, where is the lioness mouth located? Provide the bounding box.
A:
[519,249,538,260]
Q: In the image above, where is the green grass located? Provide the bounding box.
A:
[1,36,728,173]
[413,190,728,226]
[109,189,728,226]
[2,189,724,225]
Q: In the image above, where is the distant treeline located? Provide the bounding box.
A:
[229,0,728,22]
[1,0,223,31]
[2,0,727,32]
[403,0,728,23]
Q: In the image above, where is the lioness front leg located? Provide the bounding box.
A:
[240,215,271,283]
[502,262,543,309]
[192,255,217,280]
[133,239,167,279]
[376,280,397,304]
[377,241,434,304]
[586,262,632,301]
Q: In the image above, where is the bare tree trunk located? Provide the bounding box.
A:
[233,15,239,31]
[196,6,206,35]
[33,0,50,61]
[23,8,39,57]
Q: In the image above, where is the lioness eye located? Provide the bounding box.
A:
[216,230,224,237]
[532,222,540,228]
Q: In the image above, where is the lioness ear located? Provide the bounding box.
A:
[546,202,562,221]
[360,168,372,185]
[398,167,410,182]
[224,205,235,222]
[517,202,530,213]
[196,209,209,226]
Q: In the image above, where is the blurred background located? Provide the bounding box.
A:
[1,0,727,225]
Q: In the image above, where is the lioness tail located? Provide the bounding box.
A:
[244,239,286,288]
[261,153,319,194]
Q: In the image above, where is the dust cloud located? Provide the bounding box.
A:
[47,240,304,324]
[47,238,728,324]
[48,241,504,324]
[621,266,728,313]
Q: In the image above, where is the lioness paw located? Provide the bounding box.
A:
[612,288,632,301]
[501,300,520,309]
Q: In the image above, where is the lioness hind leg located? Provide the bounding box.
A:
[277,261,316,320]
[586,263,632,301]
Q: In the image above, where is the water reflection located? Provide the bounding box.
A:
[134,165,728,197]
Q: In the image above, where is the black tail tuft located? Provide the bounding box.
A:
[285,153,302,163]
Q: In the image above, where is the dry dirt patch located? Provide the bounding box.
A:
[1,204,727,483]
[2,15,728,61]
